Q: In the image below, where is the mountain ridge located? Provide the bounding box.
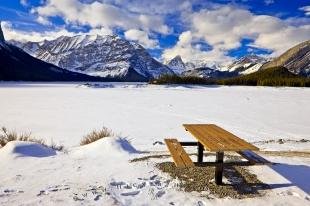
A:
[14,34,173,81]
[262,40,310,76]
[0,23,111,82]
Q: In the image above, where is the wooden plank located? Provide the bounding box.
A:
[165,139,185,167]
[164,139,194,167]
[183,124,259,152]
[197,126,234,150]
[211,125,259,150]
[199,124,256,151]
[237,150,272,165]
[183,125,220,151]
[171,139,194,166]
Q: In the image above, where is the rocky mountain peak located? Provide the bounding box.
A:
[167,55,186,74]
[225,54,267,75]
[13,34,173,81]
[0,21,5,42]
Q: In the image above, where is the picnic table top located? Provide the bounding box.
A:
[183,124,259,152]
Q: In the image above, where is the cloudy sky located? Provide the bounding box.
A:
[0,0,310,63]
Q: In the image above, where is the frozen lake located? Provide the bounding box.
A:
[0,82,310,150]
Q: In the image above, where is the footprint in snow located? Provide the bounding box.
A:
[110,181,126,189]
[133,182,146,189]
[155,190,165,198]
[121,191,140,196]
[37,190,48,196]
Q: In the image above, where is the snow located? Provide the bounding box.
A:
[240,63,263,75]
[0,83,309,150]
[0,82,309,205]
[16,35,173,80]
[0,141,56,158]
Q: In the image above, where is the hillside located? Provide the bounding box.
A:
[262,40,310,76]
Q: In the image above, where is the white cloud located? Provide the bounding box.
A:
[36,16,51,25]
[88,27,113,36]
[111,0,193,15]
[162,31,232,64]
[162,5,310,63]
[32,0,170,34]
[1,21,112,42]
[20,0,28,6]
[251,25,310,56]
[124,29,158,49]
[300,6,310,16]
[264,0,275,6]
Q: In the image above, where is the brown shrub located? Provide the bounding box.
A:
[0,126,64,151]
[80,126,114,145]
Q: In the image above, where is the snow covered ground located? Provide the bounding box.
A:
[0,82,309,205]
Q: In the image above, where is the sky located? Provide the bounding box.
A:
[0,0,309,64]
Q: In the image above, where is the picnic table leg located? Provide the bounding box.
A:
[215,152,224,185]
[197,142,204,163]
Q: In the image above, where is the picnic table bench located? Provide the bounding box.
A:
[165,124,271,185]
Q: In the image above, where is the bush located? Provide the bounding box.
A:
[0,126,64,151]
[0,126,45,147]
[80,126,114,145]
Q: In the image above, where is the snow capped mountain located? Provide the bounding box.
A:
[165,55,238,78]
[0,41,103,82]
[165,55,224,76]
[182,67,238,78]
[14,34,173,81]
[225,54,267,75]
[0,23,106,82]
[166,55,186,75]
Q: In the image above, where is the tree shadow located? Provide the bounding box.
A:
[271,163,310,194]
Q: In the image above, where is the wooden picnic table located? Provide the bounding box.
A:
[183,124,259,185]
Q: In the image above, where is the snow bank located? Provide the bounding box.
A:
[0,141,56,158]
[71,137,140,158]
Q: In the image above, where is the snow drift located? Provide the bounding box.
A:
[0,141,56,158]
[71,137,140,158]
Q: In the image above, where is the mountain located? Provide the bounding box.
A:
[0,41,110,81]
[14,35,173,81]
[262,40,310,76]
[225,54,267,75]
[166,55,186,75]
[182,67,238,79]
[0,24,106,81]
[165,55,234,78]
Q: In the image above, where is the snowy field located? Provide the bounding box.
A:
[0,82,309,205]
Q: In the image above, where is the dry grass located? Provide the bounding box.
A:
[0,126,64,151]
[0,126,45,147]
[80,126,114,145]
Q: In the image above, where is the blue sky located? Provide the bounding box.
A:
[0,0,309,63]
